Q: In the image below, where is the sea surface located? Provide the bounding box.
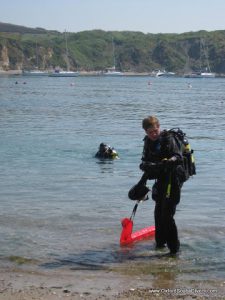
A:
[0,75,225,281]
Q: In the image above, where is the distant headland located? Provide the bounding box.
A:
[0,21,225,76]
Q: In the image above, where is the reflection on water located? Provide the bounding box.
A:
[96,159,117,174]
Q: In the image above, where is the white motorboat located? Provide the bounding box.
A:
[151,70,176,77]
[154,70,165,77]
[157,71,176,77]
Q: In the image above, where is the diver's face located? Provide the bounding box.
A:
[145,126,160,141]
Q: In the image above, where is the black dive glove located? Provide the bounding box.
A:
[140,162,150,172]
[139,162,162,179]
[139,162,157,172]
[162,157,178,172]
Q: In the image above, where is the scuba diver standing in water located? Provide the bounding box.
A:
[139,116,186,255]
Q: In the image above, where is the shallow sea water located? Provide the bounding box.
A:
[0,75,225,282]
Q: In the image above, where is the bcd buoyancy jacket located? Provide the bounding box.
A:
[140,131,185,204]
[140,132,183,179]
[162,128,196,181]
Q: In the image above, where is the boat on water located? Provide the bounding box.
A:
[199,71,215,78]
[48,70,79,77]
[22,70,49,76]
[104,67,124,76]
[103,37,124,76]
[104,71,124,76]
[22,40,50,76]
[151,70,176,77]
[49,30,79,77]
[184,71,215,78]
[157,71,176,77]
[184,39,215,78]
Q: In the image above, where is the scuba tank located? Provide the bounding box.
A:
[183,137,196,178]
[167,128,196,182]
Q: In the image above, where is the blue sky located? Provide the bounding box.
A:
[0,0,225,34]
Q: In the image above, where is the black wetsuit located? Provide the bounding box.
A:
[141,131,184,254]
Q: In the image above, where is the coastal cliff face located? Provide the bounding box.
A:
[0,45,10,69]
[22,46,54,70]
[0,43,55,71]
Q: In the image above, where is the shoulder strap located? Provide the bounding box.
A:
[169,128,186,140]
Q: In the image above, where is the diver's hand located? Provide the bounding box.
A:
[162,157,176,170]
[139,162,147,171]
[139,162,157,172]
[140,162,151,172]
[139,162,162,179]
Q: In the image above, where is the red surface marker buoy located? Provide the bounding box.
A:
[120,217,155,246]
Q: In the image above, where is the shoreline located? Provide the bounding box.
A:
[0,70,154,77]
[1,69,225,77]
[1,263,225,299]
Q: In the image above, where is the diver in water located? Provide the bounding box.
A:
[95,143,118,159]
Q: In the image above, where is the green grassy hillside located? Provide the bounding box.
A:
[0,22,225,73]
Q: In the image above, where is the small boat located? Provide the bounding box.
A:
[200,71,215,78]
[104,37,124,76]
[158,71,176,77]
[150,70,164,77]
[22,40,49,76]
[183,72,202,78]
[184,39,215,78]
[49,30,79,77]
[48,70,79,77]
[22,70,49,76]
[151,70,176,77]
[184,71,215,78]
[104,67,124,76]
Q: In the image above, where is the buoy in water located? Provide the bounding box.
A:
[120,217,155,246]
